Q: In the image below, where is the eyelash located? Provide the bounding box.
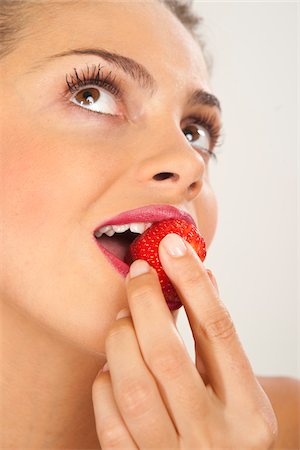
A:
[65,63,122,99]
[187,113,222,161]
[65,64,222,161]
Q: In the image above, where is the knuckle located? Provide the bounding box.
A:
[248,417,277,449]
[235,405,278,449]
[254,410,278,449]
[257,428,277,449]
[98,419,128,448]
[149,345,187,379]
[203,306,236,341]
[118,377,153,418]
[182,265,204,286]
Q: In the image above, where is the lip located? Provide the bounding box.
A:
[93,204,196,278]
[93,204,196,234]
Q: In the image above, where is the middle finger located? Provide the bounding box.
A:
[158,233,258,406]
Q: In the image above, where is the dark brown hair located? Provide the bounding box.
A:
[0,0,211,71]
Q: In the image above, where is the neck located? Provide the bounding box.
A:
[1,300,104,449]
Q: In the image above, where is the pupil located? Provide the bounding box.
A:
[185,131,193,141]
[83,91,94,104]
[83,91,92,100]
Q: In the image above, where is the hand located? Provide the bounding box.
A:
[92,233,277,449]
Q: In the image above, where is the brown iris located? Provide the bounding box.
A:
[75,88,100,105]
[184,124,209,150]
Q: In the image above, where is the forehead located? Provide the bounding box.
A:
[20,0,209,88]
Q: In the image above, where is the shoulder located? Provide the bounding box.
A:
[257,376,300,449]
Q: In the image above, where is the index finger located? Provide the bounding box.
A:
[158,233,258,406]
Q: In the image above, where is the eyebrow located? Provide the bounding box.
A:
[32,48,221,111]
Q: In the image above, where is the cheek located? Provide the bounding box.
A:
[0,124,107,291]
[1,127,103,236]
[2,140,55,237]
[0,124,126,352]
[1,148,73,249]
[193,181,218,248]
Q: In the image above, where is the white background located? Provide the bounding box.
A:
[176,1,299,378]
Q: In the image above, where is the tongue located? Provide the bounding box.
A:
[98,235,133,262]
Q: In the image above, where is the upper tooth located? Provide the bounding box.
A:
[112,224,130,233]
[129,223,147,234]
[144,222,152,231]
[94,225,112,238]
[101,225,112,233]
[95,222,153,238]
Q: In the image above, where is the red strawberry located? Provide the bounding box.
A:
[124,218,206,310]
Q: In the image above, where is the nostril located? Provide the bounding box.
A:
[187,179,202,198]
[153,172,178,181]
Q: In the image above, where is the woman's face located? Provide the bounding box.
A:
[0,0,220,353]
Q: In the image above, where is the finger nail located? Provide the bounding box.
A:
[206,269,219,295]
[102,362,109,372]
[161,233,187,257]
[129,259,150,278]
[116,308,130,319]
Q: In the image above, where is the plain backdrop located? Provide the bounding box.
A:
[176,1,299,378]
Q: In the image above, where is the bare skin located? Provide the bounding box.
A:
[0,0,298,448]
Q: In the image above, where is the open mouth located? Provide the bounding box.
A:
[94,222,152,276]
[92,204,196,278]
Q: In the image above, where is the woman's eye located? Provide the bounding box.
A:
[70,86,119,115]
[183,123,211,152]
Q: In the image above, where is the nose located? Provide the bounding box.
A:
[134,124,205,202]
